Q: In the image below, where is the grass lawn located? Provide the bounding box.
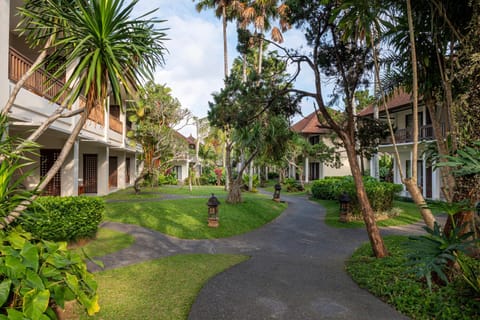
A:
[105,195,286,239]
[70,227,134,258]
[103,185,228,201]
[316,199,437,228]
[346,236,479,320]
[70,254,248,320]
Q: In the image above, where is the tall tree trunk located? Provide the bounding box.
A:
[227,150,258,204]
[222,6,229,78]
[344,136,388,258]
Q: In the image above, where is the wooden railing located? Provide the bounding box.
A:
[9,47,66,102]
[109,115,123,134]
[381,124,443,144]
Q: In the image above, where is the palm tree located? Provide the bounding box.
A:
[3,0,167,227]
[240,0,289,73]
[194,0,244,78]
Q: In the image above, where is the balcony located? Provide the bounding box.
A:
[9,47,122,135]
[9,47,67,102]
[381,124,443,144]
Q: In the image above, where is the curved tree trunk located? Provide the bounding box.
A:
[344,137,388,258]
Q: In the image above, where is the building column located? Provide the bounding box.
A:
[118,151,126,189]
[73,139,79,195]
[305,157,309,183]
[97,146,109,195]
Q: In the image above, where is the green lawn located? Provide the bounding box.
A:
[316,199,437,228]
[105,196,286,239]
[72,254,248,320]
[103,185,228,201]
[70,227,134,258]
[346,236,479,320]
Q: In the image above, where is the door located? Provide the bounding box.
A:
[309,162,320,181]
[40,149,61,196]
[83,154,98,193]
[109,156,118,189]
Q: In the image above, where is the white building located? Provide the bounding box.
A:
[290,111,351,182]
[1,0,139,196]
[358,90,444,200]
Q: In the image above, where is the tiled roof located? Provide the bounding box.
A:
[357,90,412,117]
[291,111,331,134]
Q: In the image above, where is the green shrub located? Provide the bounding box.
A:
[311,176,403,214]
[0,227,99,318]
[267,172,279,180]
[22,196,104,242]
[283,178,304,192]
[158,172,177,185]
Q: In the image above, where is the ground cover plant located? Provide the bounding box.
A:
[104,195,286,239]
[346,236,479,320]
[70,254,248,320]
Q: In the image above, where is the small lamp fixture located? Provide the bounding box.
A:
[339,192,351,222]
[273,183,282,202]
[207,193,220,228]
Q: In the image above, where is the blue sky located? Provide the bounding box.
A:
[136,0,317,136]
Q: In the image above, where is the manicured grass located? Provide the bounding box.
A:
[103,185,229,201]
[316,199,435,228]
[70,227,134,258]
[105,196,287,239]
[73,254,248,320]
[346,236,479,320]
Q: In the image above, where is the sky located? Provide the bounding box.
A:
[135,0,316,137]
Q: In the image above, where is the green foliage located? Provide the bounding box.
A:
[283,178,304,192]
[311,176,403,214]
[0,227,99,318]
[22,197,104,242]
[347,236,479,320]
[456,253,480,297]
[405,222,477,291]
[242,174,259,189]
[157,172,177,186]
[435,141,480,176]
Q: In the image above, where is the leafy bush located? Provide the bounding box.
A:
[311,176,402,214]
[158,172,177,185]
[405,222,477,290]
[242,174,259,190]
[22,197,104,242]
[267,172,279,180]
[283,178,304,192]
[347,236,479,320]
[0,227,99,318]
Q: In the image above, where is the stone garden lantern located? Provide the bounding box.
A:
[207,193,220,228]
[339,192,351,222]
[273,183,282,202]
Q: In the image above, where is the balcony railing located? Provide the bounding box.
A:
[9,47,122,134]
[381,124,443,144]
[109,115,123,134]
[9,47,66,102]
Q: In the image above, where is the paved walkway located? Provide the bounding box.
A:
[90,193,429,320]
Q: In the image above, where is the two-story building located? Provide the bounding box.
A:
[1,0,139,196]
[358,90,444,200]
[290,111,351,182]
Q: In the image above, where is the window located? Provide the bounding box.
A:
[309,135,320,145]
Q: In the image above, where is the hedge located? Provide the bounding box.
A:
[22,196,104,242]
[311,176,403,214]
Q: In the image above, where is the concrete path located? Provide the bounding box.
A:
[91,194,425,320]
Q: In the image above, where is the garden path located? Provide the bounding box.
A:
[90,193,426,320]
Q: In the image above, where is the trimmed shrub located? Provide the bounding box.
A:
[158,172,177,185]
[311,176,403,214]
[22,196,104,242]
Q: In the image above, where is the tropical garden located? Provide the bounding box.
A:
[0,0,479,319]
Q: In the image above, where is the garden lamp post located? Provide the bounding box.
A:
[273,183,282,202]
[339,192,351,222]
[207,193,220,228]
